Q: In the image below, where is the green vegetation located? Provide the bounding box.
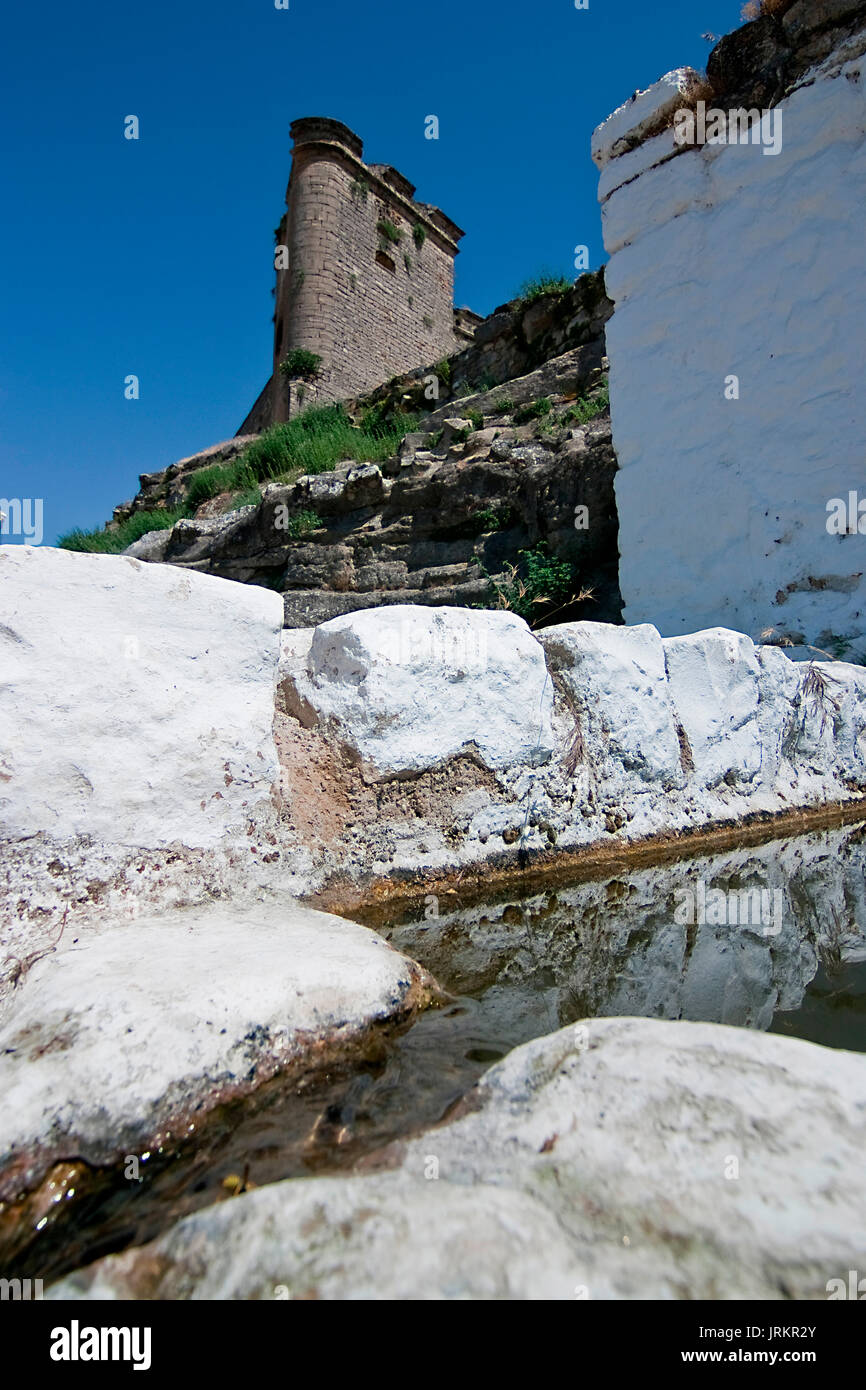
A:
[58,507,186,554]
[433,357,452,387]
[377,219,403,246]
[515,272,572,305]
[350,177,369,203]
[471,506,502,534]
[412,222,427,248]
[403,253,413,273]
[284,508,320,538]
[466,409,484,431]
[481,543,582,623]
[492,395,515,413]
[225,486,262,513]
[513,396,552,424]
[564,382,610,425]
[59,404,418,555]
[278,349,322,380]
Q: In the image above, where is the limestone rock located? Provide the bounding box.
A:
[0,900,431,1199]
[0,546,282,849]
[50,1017,866,1300]
[280,604,556,780]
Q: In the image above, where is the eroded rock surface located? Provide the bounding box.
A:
[48,1016,866,1300]
[0,900,432,1202]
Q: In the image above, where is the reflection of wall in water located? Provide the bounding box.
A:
[385,826,866,1044]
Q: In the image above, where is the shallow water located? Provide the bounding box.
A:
[7,820,866,1285]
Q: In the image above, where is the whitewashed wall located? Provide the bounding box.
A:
[594,33,866,655]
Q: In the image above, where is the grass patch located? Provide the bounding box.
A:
[59,404,418,554]
[57,507,186,554]
[412,222,427,249]
[377,219,403,246]
[515,272,572,305]
[284,508,320,538]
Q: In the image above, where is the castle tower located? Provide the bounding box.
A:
[240,117,470,431]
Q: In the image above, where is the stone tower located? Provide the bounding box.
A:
[239,117,472,431]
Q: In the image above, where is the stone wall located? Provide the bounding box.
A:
[239,118,468,431]
[593,0,866,660]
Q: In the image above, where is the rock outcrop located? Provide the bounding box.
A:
[0,901,432,1205]
[48,1016,866,1300]
[125,341,620,629]
[3,549,866,946]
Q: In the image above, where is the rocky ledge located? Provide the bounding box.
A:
[3,546,866,945]
[125,341,621,630]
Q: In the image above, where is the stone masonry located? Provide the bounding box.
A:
[239,117,476,431]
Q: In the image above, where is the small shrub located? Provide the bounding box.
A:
[493,395,516,413]
[564,382,610,426]
[472,506,501,533]
[350,177,369,203]
[279,349,322,380]
[412,222,427,248]
[403,253,413,273]
[434,357,452,387]
[481,543,589,624]
[285,508,320,538]
[513,396,552,424]
[466,410,484,431]
[377,219,403,246]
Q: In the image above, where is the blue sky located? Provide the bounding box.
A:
[1,0,743,544]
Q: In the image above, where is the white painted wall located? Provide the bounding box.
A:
[594,32,866,657]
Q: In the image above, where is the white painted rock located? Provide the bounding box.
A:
[0,899,430,1196]
[540,621,683,789]
[662,628,763,788]
[0,546,282,849]
[596,32,866,652]
[591,68,705,167]
[50,1017,866,1300]
[281,604,556,780]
